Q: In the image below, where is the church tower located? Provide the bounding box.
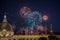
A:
[0,14,14,37]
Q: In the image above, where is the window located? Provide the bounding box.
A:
[30,39,32,40]
[19,39,22,40]
[34,39,36,40]
[23,39,25,40]
[27,39,28,40]
[14,39,16,40]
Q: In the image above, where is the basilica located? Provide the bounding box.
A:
[0,14,60,40]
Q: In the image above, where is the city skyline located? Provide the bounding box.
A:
[0,0,60,33]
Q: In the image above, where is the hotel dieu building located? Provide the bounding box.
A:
[0,14,60,40]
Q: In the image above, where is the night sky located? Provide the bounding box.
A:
[0,0,60,33]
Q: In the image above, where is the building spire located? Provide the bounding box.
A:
[3,13,7,22]
[50,24,53,34]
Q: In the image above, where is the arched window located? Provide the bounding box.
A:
[14,39,16,40]
[23,39,25,40]
[30,39,32,40]
[26,39,28,40]
[19,39,22,40]
[34,39,36,40]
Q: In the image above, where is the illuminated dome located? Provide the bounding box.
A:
[0,14,13,31]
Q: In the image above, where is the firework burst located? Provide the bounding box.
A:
[25,11,42,32]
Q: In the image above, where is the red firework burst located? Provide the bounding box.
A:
[19,6,31,18]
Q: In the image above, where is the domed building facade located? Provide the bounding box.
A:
[0,14,14,40]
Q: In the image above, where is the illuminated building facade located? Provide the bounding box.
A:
[0,14,60,40]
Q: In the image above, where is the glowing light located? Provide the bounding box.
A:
[19,6,31,18]
[5,34,9,37]
[3,29,6,31]
[42,15,48,21]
